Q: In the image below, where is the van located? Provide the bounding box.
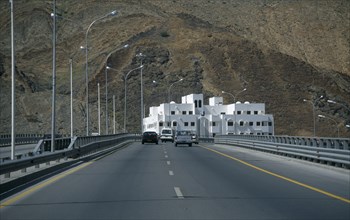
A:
[160,128,174,143]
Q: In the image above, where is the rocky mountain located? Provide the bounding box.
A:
[0,0,349,137]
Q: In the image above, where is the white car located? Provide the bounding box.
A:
[174,130,192,147]
[160,128,174,143]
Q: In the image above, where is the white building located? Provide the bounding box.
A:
[143,94,274,137]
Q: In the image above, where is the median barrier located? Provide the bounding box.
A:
[0,133,140,177]
[214,135,350,169]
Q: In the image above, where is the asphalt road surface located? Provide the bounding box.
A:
[1,142,349,220]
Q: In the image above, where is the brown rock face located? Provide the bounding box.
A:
[0,0,349,137]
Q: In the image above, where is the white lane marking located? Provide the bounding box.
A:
[169,170,174,176]
[166,161,171,165]
[165,155,168,158]
[164,151,167,154]
[174,187,184,199]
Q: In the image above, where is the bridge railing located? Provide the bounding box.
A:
[0,133,140,177]
[214,135,350,169]
[0,134,44,147]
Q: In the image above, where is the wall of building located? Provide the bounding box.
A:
[143,94,274,137]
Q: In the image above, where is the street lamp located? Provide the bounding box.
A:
[303,95,323,137]
[10,0,16,160]
[104,65,119,135]
[69,58,73,138]
[51,0,57,152]
[222,88,247,103]
[104,44,129,135]
[113,95,116,134]
[136,53,146,133]
[318,114,339,138]
[123,65,144,132]
[168,78,183,127]
[84,10,117,136]
[97,83,101,135]
[222,88,246,135]
[327,99,350,111]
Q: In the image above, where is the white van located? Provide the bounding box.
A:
[160,128,174,143]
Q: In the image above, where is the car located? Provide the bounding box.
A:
[142,131,159,144]
[174,130,192,147]
[191,133,199,144]
[160,128,174,143]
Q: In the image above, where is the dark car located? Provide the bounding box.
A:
[142,131,159,144]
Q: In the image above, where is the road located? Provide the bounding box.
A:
[1,142,349,219]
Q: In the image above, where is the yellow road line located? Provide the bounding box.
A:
[200,145,350,204]
[0,161,93,209]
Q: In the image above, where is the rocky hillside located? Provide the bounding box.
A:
[0,0,349,137]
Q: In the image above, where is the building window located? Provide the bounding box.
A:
[237,111,241,115]
[191,122,195,126]
[239,121,244,126]
[172,121,177,126]
[211,122,216,126]
[159,122,163,127]
[257,122,261,126]
[228,121,234,126]
[182,111,186,115]
[268,122,272,126]
[189,111,193,115]
[221,112,226,115]
[171,111,175,115]
[249,122,253,126]
[254,111,258,115]
[247,111,251,115]
[195,100,198,108]
[199,100,202,108]
[184,122,189,126]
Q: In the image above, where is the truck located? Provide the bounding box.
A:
[160,128,174,143]
[174,130,192,147]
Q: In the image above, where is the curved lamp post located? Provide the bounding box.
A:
[318,114,339,138]
[84,10,117,136]
[222,88,247,103]
[104,44,129,135]
[136,53,146,133]
[167,78,183,127]
[123,65,144,132]
[303,95,323,137]
[222,88,246,135]
[10,0,15,159]
[327,99,350,112]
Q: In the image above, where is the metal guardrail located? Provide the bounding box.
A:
[0,134,44,147]
[0,133,141,176]
[214,135,350,169]
[199,137,214,143]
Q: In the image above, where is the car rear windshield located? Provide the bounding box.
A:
[177,131,191,135]
[144,132,157,136]
[162,130,171,134]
